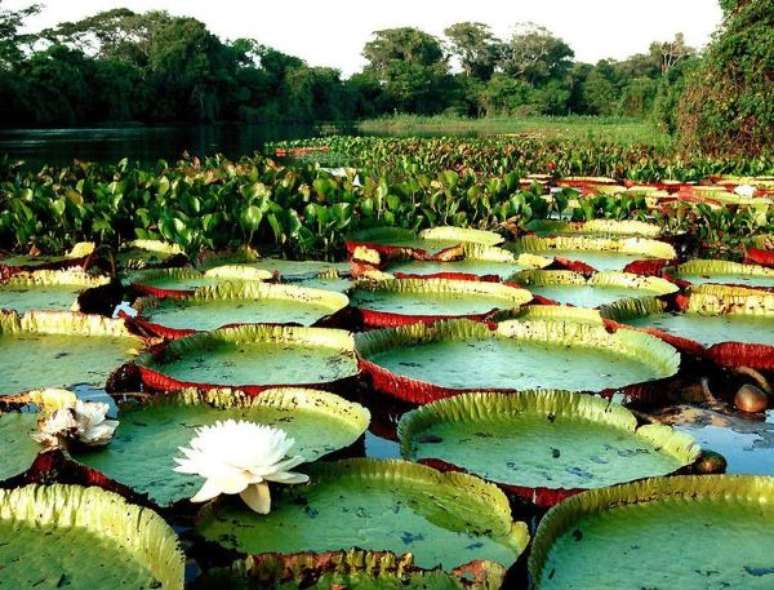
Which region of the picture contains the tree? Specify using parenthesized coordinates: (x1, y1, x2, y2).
(362, 28, 450, 113)
(479, 74, 533, 116)
(582, 60, 620, 115)
(676, 0, 772, 156)
(444, 22, 500, 80)
(649, 33, 694, 76)
(0, 1, 40, 68)
(499, 23, 574, 86)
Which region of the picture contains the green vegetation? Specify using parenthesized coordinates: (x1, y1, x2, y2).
(4, 1, 769, 160)
(358, 115, 670, 147)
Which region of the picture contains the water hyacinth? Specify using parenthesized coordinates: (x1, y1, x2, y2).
(33, 400, 119, 449)
(174, 420, 309, 514)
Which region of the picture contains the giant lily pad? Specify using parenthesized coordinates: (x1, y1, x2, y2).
(347, 227, 503, 262)
(0, 269, 110, 313)
(0, 242, 95, 273)
(137, 324, 358, 394)
(670, 259, 774, 290)
(206, 258, 349, 281)
(398, 391, 700, 507)
(125, 268, 226, 298)
(385, 244, 550, 280)
(510, 236, 676, 272)
(511, 270, 677, 308)
(529, 475, 774, 590)
(350, 277, 532, 327)
(195, 459, 528, 585)
(0, 484, 184, 589)
(194, 549, 506, 590)
(0, 311, 143, 397)
(603, 291, 774, 369)
(133, 282, 349, 336)
(356, 319, 679, 403)
(71, 388, 369, 507)
(524, 219, 662, 238)
(116, 240, 186, 270)
(0, 389, 78, 482)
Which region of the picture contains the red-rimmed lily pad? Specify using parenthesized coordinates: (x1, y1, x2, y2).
(0, 311, 144, 397)
(510, 236, 677, 272)
(193, 549, 507, 590)
(347, 227, 504, 264)
(398, 390, 701, 508)
(0, 484, 184, 589)
(349, 277, 532, 327)
(125, 268, 228, 299)
(69, 388, 370, 508)
(669, 259, 774, 291)
(116, 240, 187, 271)
(0, 269, 110, 313)
(602, 290, 774, 370)
(529, 475, 774, 590)
(511, 270, 678, 308)
(523, 219, 662, 238)
(194, 458, 529, 587)
(132, 282, 349, 337)
(355, 318, 680, 404)
(0, 242, 95, 276)
(136, 324, 358, 394)
(384, 244, 551, 280)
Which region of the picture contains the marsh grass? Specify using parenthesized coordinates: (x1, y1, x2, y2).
(358, 114, 671, 148)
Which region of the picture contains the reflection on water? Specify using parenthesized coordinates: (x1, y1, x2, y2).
(0, 124, 342, 168)
(657, 405, 774, 475)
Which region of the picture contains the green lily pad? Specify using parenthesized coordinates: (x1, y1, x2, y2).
(524, 219, 662, 238)
(350, 227, 502, 255)
(138, 324, 358, 390)
(194, 550, 506, 590)
(0, 243, 95, 271)
(134, 282, 349, 331)
(350, 278, 531, 318)
(0, 484, 184, 589)
(124, 268, 222, 292)
(399, 391, 699, 492)
(116, 240, 185, 270)
(0, 412, 39, 482)
(529, 476, 774, 590)
(671, 259, 774, 289)
(206, 259, 349, 281)
(607, 294, 774, 347)
(512, 271, 677, 308)
(0, 311, 142, 397)
(72, 388, 369, 507)
(0, 270, 110, 314)
(511, 236, 676, 271)
(384, 244, 548, 279)
(196, 459, 528, 576)
(357, 319, 679, 393)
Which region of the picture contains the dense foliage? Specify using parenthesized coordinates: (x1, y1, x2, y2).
(677, 0, 773, 156)
(0, 3, 700, 128)
(1, 137, 770, 261)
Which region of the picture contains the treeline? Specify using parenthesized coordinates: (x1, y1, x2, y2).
(0, 4, 694, 128)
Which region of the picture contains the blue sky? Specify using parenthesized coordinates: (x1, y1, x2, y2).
(9, 0, 724, 75)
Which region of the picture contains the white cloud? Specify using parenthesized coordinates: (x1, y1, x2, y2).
(9, 0, 723, 76)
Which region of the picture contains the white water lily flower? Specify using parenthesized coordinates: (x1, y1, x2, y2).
(734, 184, 756, 198)
(72, 400, 119, 446)
(174, 420, 309, 514)
(32, 399, 119, 449)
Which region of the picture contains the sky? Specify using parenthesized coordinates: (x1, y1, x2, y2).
(8, 0, 724, 76)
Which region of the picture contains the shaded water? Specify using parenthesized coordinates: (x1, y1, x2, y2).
(0, 124, 342, 168)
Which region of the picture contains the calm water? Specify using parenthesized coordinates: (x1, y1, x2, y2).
(0, 124, 349, 168)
